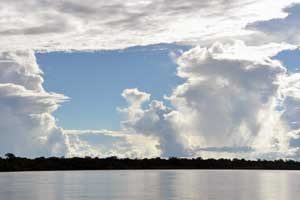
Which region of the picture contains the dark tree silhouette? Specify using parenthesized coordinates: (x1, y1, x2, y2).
(5, 153, 16, 159)
(1, 153, 300, 172)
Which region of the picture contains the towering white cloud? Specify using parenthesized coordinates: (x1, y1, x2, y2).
(118, 41, 300, 159)
(0, 51, 68, 157)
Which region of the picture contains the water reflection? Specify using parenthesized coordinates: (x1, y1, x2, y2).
(0, 170, 299, 200)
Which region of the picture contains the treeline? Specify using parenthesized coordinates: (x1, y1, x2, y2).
(1, 153, 300, 172)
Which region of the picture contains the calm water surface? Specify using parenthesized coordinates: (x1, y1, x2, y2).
(0, 170, 299, 200)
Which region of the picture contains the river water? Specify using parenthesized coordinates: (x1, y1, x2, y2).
(0, 170, 299, 200)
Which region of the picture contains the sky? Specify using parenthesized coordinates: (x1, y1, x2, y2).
(1, 0, 300, 159)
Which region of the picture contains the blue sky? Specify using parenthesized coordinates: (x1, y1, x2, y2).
(37, 44, 189, 130)
(275, 49, 300, 72)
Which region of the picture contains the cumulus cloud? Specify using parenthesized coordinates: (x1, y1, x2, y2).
(120, 95, 187, 157)
(0, 51, 68, 157)
(116, 41, 300, 159)
(0, 0, 299, 51)
(279, 73, 300, 154)
(122, 88, 150, 105)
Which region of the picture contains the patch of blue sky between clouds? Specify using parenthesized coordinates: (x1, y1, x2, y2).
(274, 49, 300, 72)
(37, 43, 190, 130)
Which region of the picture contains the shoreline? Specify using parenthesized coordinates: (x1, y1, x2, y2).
(2, 155, 300, 172)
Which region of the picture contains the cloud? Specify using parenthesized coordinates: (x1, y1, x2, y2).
(0, 51, 44, 91)
(120, 96, 188, 157)
(171, 42, 300, 159)
(0, 51, 68, 157)
(64, 129, 160, 158)
(247, 3, 300, 45)
(121, 88, 150, 107)
(116, 41, 300, 159)
(0, 0, 299, 51)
